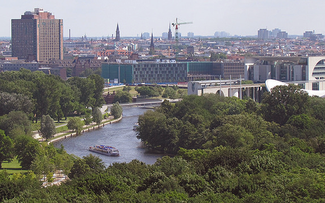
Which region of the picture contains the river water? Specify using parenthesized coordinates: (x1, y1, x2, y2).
(53, 107, 163, 166)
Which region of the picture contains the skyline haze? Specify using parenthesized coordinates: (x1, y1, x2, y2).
(1, 0, 325, 38)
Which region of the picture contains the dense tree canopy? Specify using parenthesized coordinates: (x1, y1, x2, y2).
(0, 130, 13, 169)
(0, 69, 105, 123)
(113, 90, 132, 103)
(3, 84, 325, 202)
(261, 84, 309, 125)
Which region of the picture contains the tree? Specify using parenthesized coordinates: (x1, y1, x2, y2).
(15, 135, 41, 169)
(92, 107, 102, 126)
(30, 154, 54, 181)
(59, 83, 76, 121)
(0, 92, 33, 116)
(123, 86, 131, 92)
(33, 75, 62, 122)
(111, 102, 123, 119)
(261, 84, 309, 125)
(0, 130, 14, 169)
(40, 115, 56, 140)
(67, 77, 96, 109)
(87, 74, 105, 108)
(67, 117, 84, 135)
(113, 90, 132, 103)
(0, 111, 31, 139)
(83, 110, 92, 125)
(162, 87, 177, 99)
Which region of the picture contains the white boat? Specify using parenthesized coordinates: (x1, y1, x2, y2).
(89, 145, 119, 156)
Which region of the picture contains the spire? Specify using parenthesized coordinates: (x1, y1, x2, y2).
(115, 23, 120, 41)
(168, 23, 172, 40)
(149, 32, 155, 55)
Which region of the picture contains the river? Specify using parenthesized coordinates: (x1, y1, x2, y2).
(53, 107, 163, 166)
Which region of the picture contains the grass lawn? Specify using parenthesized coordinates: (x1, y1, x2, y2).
(105, 86, 139, 97)
(1, 158, 28, 174)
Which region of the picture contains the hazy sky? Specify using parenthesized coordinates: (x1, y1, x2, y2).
(1, 0, 324, 38)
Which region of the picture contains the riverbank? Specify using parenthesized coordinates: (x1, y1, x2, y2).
(47, 116, 123, 144)
(31, 115, 123, 144)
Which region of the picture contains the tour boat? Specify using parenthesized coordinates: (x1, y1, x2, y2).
(89, 145, 120, 156)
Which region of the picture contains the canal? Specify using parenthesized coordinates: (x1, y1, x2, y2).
(53, 107, 163, 166)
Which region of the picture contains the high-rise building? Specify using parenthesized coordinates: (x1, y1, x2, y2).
(258, 29, 269, 40)
(277, 31, 288, 39)
(115, 23, 120, 41)
(187, 32, 194, 38)
(11, 8, 63, 62)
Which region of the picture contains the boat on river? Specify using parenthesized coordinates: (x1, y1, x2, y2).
(89, 145, 120, 156)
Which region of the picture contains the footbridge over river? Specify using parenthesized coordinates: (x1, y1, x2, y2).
(188, 80, 266, 102)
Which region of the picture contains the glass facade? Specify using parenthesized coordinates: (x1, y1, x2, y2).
(101, 63, 133, 84)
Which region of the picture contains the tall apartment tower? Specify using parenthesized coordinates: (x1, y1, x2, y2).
(11, 8, 63, 62)
(115, 23, 120, 41)
(168, 23, 172, 40)
(258, 29, 269, 40)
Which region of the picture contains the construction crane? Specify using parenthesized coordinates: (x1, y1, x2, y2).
(172, 18, 192, 45)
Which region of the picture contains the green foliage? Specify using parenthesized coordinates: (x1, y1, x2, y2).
(67, 117, 84, 135)
(113, 90, 132, 103)
(83, 110, 92, 125)
(0, 92, 33, 116)
(3, 88, 325, 202)
(69, 154, 105, 179)
(110, 102, 123, 119)
(92, 107, 102, 125)
(40, 115, 56, 140)
(261, 84, 309, 125)
(135, 85, 163, 97)
(0, 130, 14, 169)
(210, 52, 227, 61)
(122, 86, 131, 92)
(162, 86, 177, 99)
(14, 135, 41, 169)
(0, 111, 31, 139)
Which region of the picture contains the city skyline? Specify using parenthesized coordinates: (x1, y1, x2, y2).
(1, 0, 325, 38)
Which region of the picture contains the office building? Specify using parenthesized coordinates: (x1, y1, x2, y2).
(187, 32, 194, 38)
(11, 8, 63, 62)
(258, 29, 269, 40)
(277, 31, 288, 39)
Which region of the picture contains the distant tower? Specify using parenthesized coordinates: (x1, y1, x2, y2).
(115, 23, 120, 41)
(168, 23, 172, 40)
(149, 33, 155, 55)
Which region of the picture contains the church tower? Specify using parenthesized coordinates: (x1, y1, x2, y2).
(168, 23, 172, 40)
(115, 23, 120, 41)
(149, 33, 155, 55)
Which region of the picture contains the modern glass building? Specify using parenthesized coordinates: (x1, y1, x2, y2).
(101, 63, 133, 84)
(101, 61, 244, 84)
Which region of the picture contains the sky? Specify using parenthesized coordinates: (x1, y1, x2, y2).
(1, 0, 325, 38)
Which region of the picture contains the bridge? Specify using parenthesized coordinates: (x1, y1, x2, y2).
(188, 80, 265, 102)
